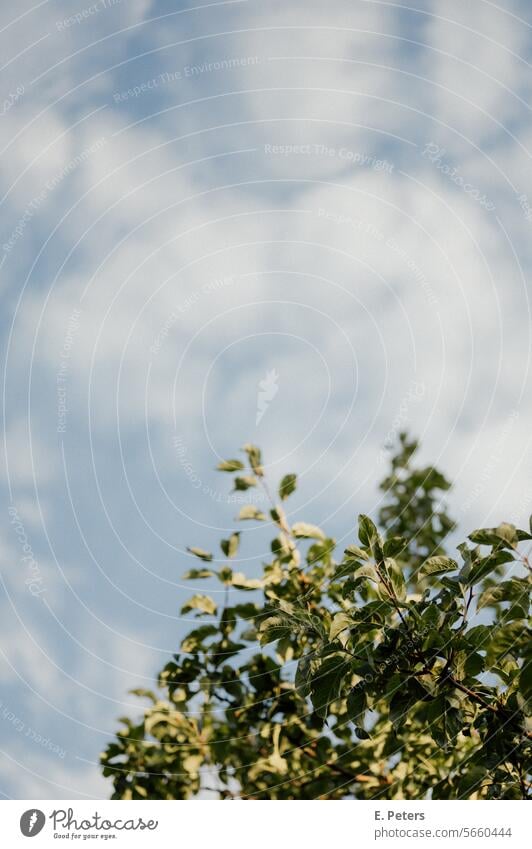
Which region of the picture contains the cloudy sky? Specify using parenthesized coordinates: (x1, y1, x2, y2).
(1, 0, 531, 798)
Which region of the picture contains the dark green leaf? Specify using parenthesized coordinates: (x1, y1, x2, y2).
(346, 686, 366, 724)
(383, 536, 407, 558)
(220, 532, 240, 559)
(344, 544, 369, 560)
(358, 514, 379, 549)
(355, 726, 370, 739)
(419, 556, 457, 578)
(233, 475, 257, 490)
(466, 551, 514, 585)
(477, 580, 528, 617)
(310, 655, 347, 718)
(469, 523, 518, 547)
(519, 657, 532, 703)
(279, 474, 297, 500)
(182, 568, 214, 579)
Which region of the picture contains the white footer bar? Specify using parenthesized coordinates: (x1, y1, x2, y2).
(2, 799, 527, 848)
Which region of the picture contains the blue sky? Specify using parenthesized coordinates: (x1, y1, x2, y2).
(1, 0, 531, 798)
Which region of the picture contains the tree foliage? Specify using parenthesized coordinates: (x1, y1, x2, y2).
(102, 434, 531, 799)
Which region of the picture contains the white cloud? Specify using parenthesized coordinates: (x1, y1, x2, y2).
(423, 0, 532, 145)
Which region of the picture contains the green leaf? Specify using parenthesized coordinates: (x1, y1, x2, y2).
(419, 556, 458, 578)
(182, 754, 203, 776)
(218, 566, 233, 584)
(307, 538, 335, 566)
(233, 476, 257, 491)
(519, 657, 532, 703)
(186, 547, 213, 562)
(354, 726, 370, 739)
(464, 652, 485, 678)
(454, 650, 485, 679)
(259, 615, 292, 646)
(465, 551, 514, 585)
(331, 559, 367, 581)
(457, 766, 488, 797)
(469, 523, 518, 547)
(329, 612, 352, 642)
(237, 505, 267, 521)
(310, 655, 347, 718)
(387, 560, 406, 600)
(344, 544, 369, 560)
(217, 459, 245, 472)
(346, 686, 366, 724)
(180, 594, 217, 615)
(463, 624, 491, 650)
(494, 522, 518, 545)
(292, 521, 325, 540)
(390, 679, 429, 729)
(220, 532, 240, 559)
(358, 514, 379, 549)
(383, 536, 407, 558)
(279, 473, 297, 501)
(468, 529, 501, 545)
(477, 580, 528, 618)
(271, 533, 296, 562)
(269, 506, 284, 525)
(182, 568, 214, 579)
(295, 652, 321, 697)
(180, 625, 218, 652)
(268, 725, 288, 774)
(487, 621, 527, 661)
(231, 572, 263, 590)
(353, 564, 380, 584)
(242, 443, 264, 476)
(128, 688, 157, 703)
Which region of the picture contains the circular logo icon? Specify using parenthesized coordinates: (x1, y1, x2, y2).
(20, 809, 46, 837)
